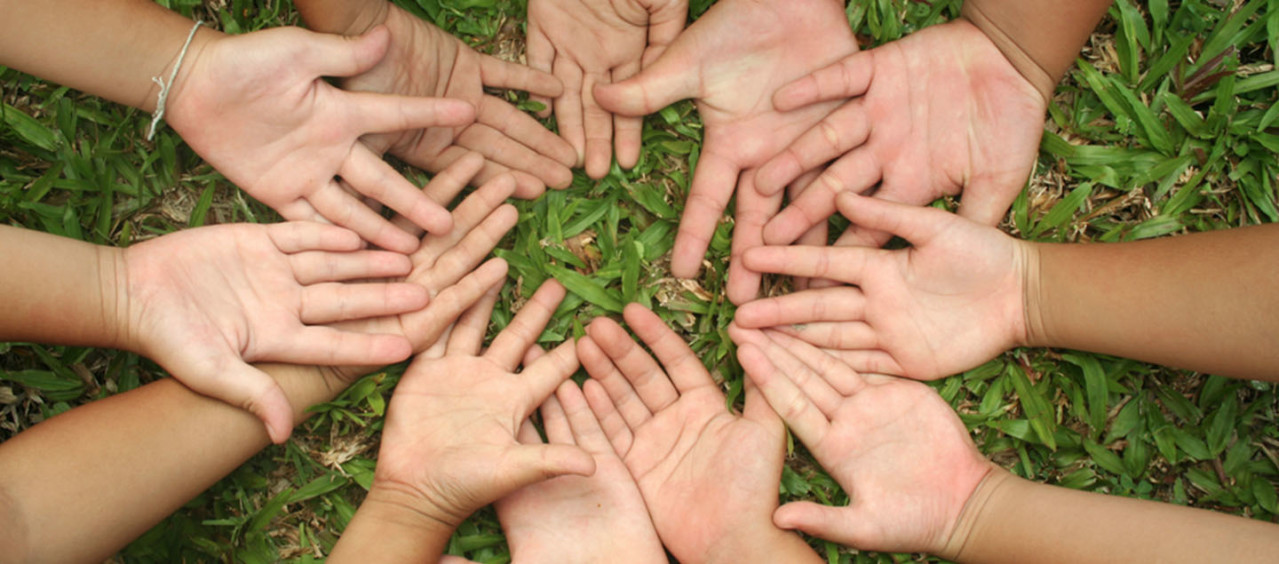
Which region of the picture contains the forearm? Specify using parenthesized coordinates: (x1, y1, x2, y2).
(1025, 224, 1279, 380)
(0, 226, 125, 348)
(294, 0, 391, 35)
(0, 0, 213, 111)
(0, 363, 348, 562)
(942, 468, 1279, 563)
(961, 0, 1112, 101)
(706, 526, 824, 564)
(329, 487, 454, 562)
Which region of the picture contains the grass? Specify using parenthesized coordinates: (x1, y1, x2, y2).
(1, 0, 1277, 562)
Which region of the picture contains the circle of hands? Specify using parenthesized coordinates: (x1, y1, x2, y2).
(133, 0, 1057, 559)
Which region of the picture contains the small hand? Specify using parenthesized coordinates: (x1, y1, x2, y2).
(757, 19, 1046, 248)
(527, 0, 687, 177)
(736, 192, 1032, 380)
(496, 380, 665, 564)
(594, 0, 858, 285)
(371, 281, 595, 528)
(123, 221, 429, 443)
(167, 25, 476, 253)
(731, 325, 994, 554)
(579, 304, 819, 563)
(324, 3, 579, 198)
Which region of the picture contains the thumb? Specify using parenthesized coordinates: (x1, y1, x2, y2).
(774, 501, 863, 546)
(594, 50, 698, 117)
(499, 444, 596, 493)
(189, 362, 296, 444)
(298, 24, 391, 78)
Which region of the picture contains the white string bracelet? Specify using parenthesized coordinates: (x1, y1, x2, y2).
(147, 20, 203, 141)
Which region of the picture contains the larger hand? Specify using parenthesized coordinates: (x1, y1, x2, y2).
(579, 304, 820, 563)
(304, 2, 578, 199)
(757, 19, 1046, 248)
(527, 0, 687, 178)
(731, 326, 993, 554)
(167, 26, 476, 253)
(736, 192, 1032, 380)
(594, 0, 858, 284)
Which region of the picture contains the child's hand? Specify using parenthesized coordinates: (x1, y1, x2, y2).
(526, 0, 687, 178)
(122, 221, 428, 443)
(732, 326, 994, 554)
(368, 281, 596, 530)
(592, 0, 858, 289)
(736, 192, 1033, 380)
(496, 380, 666, 564)
(578, 304, 819, 564)
(167, 25, 477, 253)
(757, 19, 1045, 248)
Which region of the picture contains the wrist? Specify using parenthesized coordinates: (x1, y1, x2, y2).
(297, 0, 391, 36)
(1019, 241, 1050, 349)
(96, 244, 132, 353)
(936, 465, 1015, 561)
(705, 525, 821, 564)
(330, 481, 456, 561)
(959, 4, 1056, 103)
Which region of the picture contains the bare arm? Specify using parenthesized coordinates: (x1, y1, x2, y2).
(1027, 224, 1279, 381)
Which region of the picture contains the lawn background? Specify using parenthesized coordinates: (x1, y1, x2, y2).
(1, 0, 1278, 562)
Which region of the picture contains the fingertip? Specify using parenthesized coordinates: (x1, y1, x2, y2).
(762, 215, 800, 246)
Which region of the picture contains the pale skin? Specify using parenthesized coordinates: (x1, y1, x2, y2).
(736, 191, 1279, 382)
(591, 0, 859, 299)
(295, 0, 579, 198)
(578, 304, 822, 564)
(732, 323, 1279, 563)
(0, 159, 523, 562)
(329, 281, 597, 562)
(526, 0, 688, 178)
(0, 0, 481, 253)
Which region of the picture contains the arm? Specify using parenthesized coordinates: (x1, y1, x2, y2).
(961, 0, 1113, 102)
(943, 468, 1279, 563)
(1027, 224, 1279, 381)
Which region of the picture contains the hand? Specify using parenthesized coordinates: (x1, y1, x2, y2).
(308, 2, 579, 199)
(579, 304, 820, 563)
(756, 19, 1046, 248)
(594, 0, 858, 286)
(527, 0, 687, 178)
(495, 380, 665, 564)
(370, 280, 596, 530)
(736, 192, 1033, 380)
(167, 25, 477, 253)
(731, 325, 993, 554)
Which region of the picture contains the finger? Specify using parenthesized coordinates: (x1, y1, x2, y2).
(623, 303, 713, 395)
(486, 280, 566, 371)
(265, 221, 363, 253)
(610, 61, 644, 170)
(644, 4, 688, 67)
(299, 282, 430, 324)
(671, 153, 740, 278)
(831, 222, 894, 250)
(475, 95, 578, 168)
(347, 91, 476, 134)
(339, 144, 454, 236)
(577, 332, 656, 427)
(762, 150, 880, 246)
(742, 371, 782, 429)
(440, 556, 482, 564)
(444, 279, 502, 357)
(585, 311, 680, 409)
(479, 52, 564, 98)
(761, 329, 867, 396)
(773, 49, 875, 111)
(391, 135, 548, 198)
(413, 173, 518, 267)
(582, 377, 635, 456)
(756, 100, 871, 196)
(424, 151, 486, 207)
(828, 349, 905, 377)
(727, 170, 782, 305)
(516, 418, 543, 445)
(734, 287, 867, 328)
(957, 178, 1020, 227)
(289, 250, 413, 284)
(835, 191, 951, 245)
(737, 344, 828, 446)
(742, 244, 882, 284)
(556, 381, 613, 453)
(401, 258, 510, 354)
(552, 58, 587, 167)
(770, 321, 878, 351)
(594, 47, 698, 117)
(308, 182, 419, 254)
(524, 24, 555, 118)
(540, 390, 574, 446)
(519, 341, 581, 415)
(582, 72, 615, 179)
(522, 343, 547, 366)
(269, 326, 414, 366)
(732, 327, 843, 417)
(186, 362, 296, 444)
(499, 443, 596, 494)
(460, 112, 575, 189)
(774, 502, 864, 546)
(788, 169, 831, 290)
